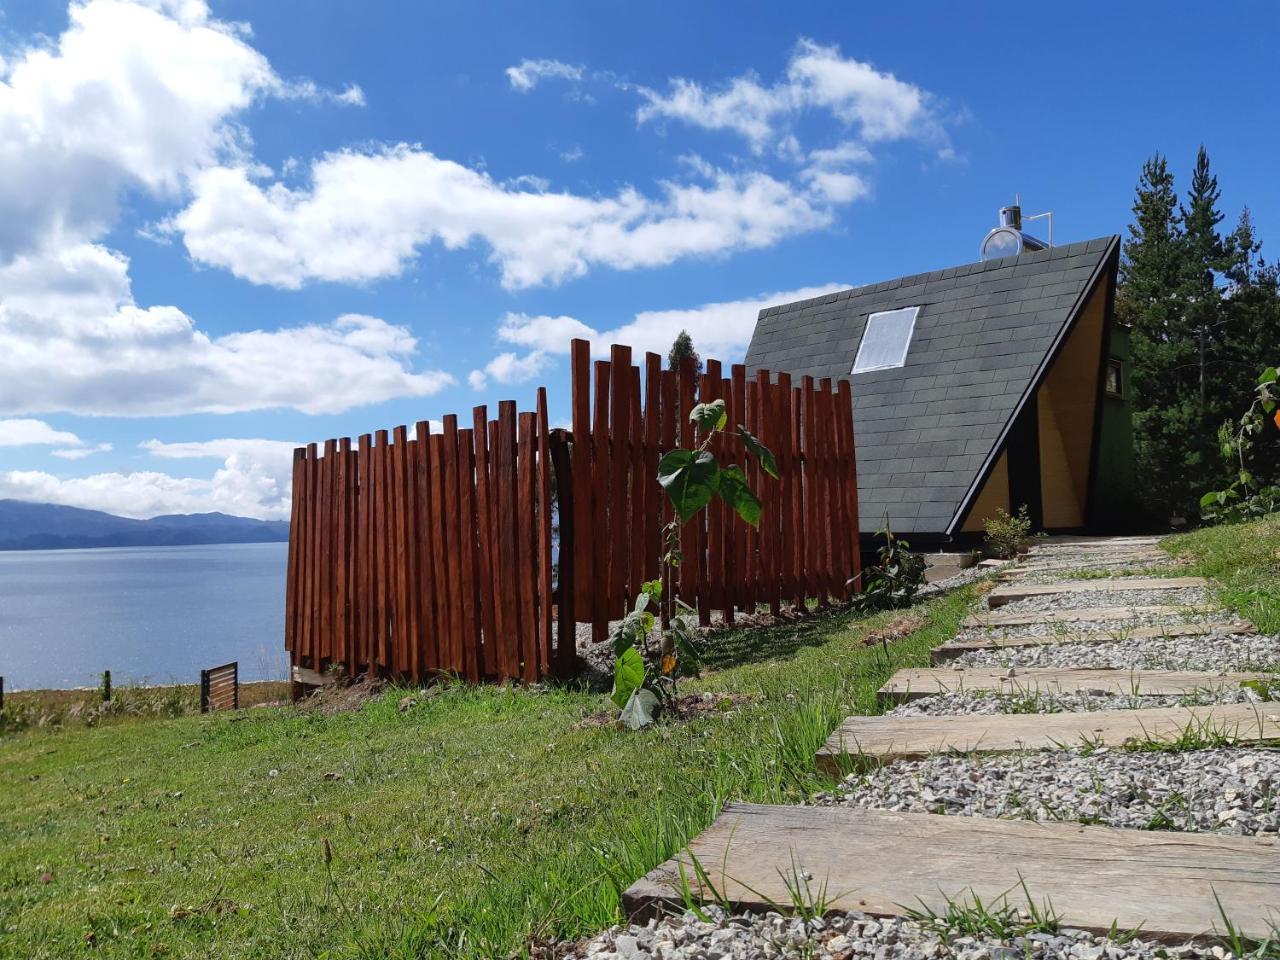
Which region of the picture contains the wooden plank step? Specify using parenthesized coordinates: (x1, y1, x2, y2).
(963, 604, 1215, 628)
(817, 702, 1280, 773)
(622, 803, 1280, 941)
(879, 666, 1269, 701)
(987, 577, 1208, 608)
(931, 620, 1257, 663)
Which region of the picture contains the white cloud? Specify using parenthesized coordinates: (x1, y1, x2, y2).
(52, 442, 113, 460)
(0, 436, 301, 519)
(466, 349, 553, 391)
(0, 243, 454, 416)
(636, 38, 948, 155)
(0, 419, 82, 447)
(505, 58, 583, 92)
(168, 147, 838, 290)
(0, 1, 429, 419)
(0, 0, 335, 261)
(481, 282, 848, 379)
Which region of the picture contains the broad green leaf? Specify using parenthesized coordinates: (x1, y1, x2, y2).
(689, 399, 727, 433)
(718, 464, 762, 526)
(736, 426, 779, 479)
(611, 647, 646, 709)
(610, 609, 649, 655)
(640, 579, 663, 603)
(619, 688, 659, 729)
(632, 591, 651, 615)
(658, 448, 721, 522)
(1259, 367, 1278, 385)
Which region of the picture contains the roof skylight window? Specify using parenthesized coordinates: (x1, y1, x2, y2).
(850, 306, 919, 374)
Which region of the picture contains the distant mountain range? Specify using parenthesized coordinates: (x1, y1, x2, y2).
(0, 500, 289, 551)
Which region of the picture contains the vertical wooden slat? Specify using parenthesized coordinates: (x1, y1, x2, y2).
(703, 360, 725, 620)
(754, 371, 779, 615)
(719, 372, 737, 625)
(658, 367, 677, 625)
(815, 384, 835, 603)
(791, 384, 806, 608)
(336, 438, 352, 675)
(389, 427, 409, 676)
(549, 430, 577, 677)
(642, 353, 663, 586)
(591, 360, 612, 641)
(517, 412, 539, 682)
(357, 435, 373, 672)
(456, 427, 481, 682)
(802, 377, 820, 605)
(403, 434, 423, 679)
(536, 388, 554, 679)
(727, 366, 746, 615)
(570, 340, 593, 617)
(373, 431, 391, 669)
(744, 380, 762, 616)
(414, 422, 440, 675)
(441, 415, 463, 676)
(471, 407, 497, 678)
(627, 365, 646, 607)
(837, 380, 863, 596)
(676, 357, 698, 617)
(285, 448, 305, 657)
(320, 439, 336, 665)
(496, 403, 520, 680)
(427, 432, 450, 674)
(608, 345, 632, 617)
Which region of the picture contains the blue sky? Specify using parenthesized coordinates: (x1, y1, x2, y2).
(0, 0, 1276, 519)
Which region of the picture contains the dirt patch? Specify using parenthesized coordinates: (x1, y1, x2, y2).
(295, 676, 387, 715)
(576, 691, 756, 728)
(861, 613, 926, 648)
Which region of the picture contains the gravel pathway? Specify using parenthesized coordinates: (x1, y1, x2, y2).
(991, 586, 1213, 613)
(886, 686, 1274, 717)
(572, 909, 1241, 959)
(820, 748, 1280, 836)
(949, 632, 1280, 672)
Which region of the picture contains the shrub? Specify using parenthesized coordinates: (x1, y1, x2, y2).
(851, 524, 926, 611)
(984, 505, 1033, 559)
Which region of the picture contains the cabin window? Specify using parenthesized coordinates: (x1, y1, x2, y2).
(851, 306, 919, 374)
(1105, 357, 1123, 398)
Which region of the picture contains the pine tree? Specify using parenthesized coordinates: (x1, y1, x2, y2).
(1118, 148, 1280, 522)
(668, 329, 703, 376)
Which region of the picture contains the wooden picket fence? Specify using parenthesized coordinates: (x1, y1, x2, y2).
(285, 392, 559, 685)
(285, 341, 861, 686)
(565, 339, 862, 640)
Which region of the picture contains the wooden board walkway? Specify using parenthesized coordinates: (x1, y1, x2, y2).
(622, 803, 1280, 941)
(817, 702, 1280, 773)
(987, 577, 1207, 608)
(931, 620, 1257, 663)
(879, 666, 1270, 701)
(962, 604, 1214, 628)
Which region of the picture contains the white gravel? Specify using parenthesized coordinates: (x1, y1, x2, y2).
(950, 632, 1280, 672)
(887, 686, 1273, 718)
(571, 908, 1245, 959)
(991, 586, 1213, 613)
(821, 748, 1280, 836)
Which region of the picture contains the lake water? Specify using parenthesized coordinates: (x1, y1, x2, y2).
(0, 542, 288, 691)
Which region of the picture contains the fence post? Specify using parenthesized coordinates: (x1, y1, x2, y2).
(549, 429, 577, 678)
(0, 675, 4, 721)
(101, 670, 111, 703)
(200, 669, 210, 713)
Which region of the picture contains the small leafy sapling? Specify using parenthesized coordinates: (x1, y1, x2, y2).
(610, 398, 777, 729)
(1201, 365, 1280, 523)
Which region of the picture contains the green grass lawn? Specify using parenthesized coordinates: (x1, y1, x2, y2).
(0, 589, 975, 960)
(1165, 512, 1280, 632)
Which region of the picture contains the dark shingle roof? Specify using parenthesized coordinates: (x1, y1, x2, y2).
(744, 235, 1120, 537)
